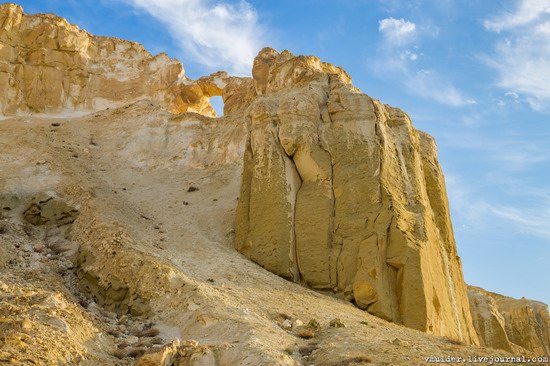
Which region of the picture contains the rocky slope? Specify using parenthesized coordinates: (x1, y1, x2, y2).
(0, 3, 549, 365)
(0, 96, 528, 366)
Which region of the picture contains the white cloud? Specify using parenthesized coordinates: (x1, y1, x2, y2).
(373, 59, 473, 107)
(422, 24, 440, 38)
(375, 16, 470, 107)
(484, 0, 550, 109)
(120, 0, 264, 75)
(372, 56, 473, 106)
(445, 173, 490, 224)
(505, 91, 520, 100)
(496, 91, 530, 108)
(400, 50, 419, 61)
(490, 204, 550, 239)
(379, 17, 417, 45)
(484, 0, 550, 32)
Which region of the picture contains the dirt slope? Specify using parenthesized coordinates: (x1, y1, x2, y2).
(0, 102, 537, 365)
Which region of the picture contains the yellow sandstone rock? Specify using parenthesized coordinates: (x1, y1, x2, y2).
(234, 47, 479, 345)
(468, 286, 514, 352)
(0, 3, 251, 117)
(469, 286, 550, 354)
(3, 4, 549, 358)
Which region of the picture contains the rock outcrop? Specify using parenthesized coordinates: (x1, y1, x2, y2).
(0, 3, 249, 117)
(468, 286, 514, 352)
(234, 47, 479, 345)
(469, 286, 550, 354)
(4, 4, 550, 360)
(497, 297, 550, 355)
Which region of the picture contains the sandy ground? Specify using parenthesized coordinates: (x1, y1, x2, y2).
(0, 102, 533, 365)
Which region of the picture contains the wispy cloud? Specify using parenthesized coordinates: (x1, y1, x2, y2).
(484, 0, 550, 32)
(379, 17, 417, 45)
(490, 204, 550, 239)
(445, 173, 491, 225)
(120, 0, 265, 75)
(446, 172, 550, 240)
(375, 16, 472, 107)
(400, 49, 419, 61)
(442, 124, 550, 240)
(405, 69, 476, 107)
(483, 0, 550, 110)
(442, 133, 550, 171)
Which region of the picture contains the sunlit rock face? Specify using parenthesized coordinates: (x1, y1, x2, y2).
(0, 3, 245, 117)
(4, 2, 549, 353)
(469, 286, 550, 354)
(468, 286, 514, 352)
(234, 47, 480, 345)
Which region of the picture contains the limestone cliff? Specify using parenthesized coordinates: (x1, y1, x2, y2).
(0, 3, 245, 117)
(469, 286, 550, 354)
(4, 3, 550, 359)
(234, 47, 479, 345)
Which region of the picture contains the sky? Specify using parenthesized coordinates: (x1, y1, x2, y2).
(12, 0, 550, 305)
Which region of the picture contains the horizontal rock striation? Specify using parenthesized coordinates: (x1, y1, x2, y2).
(234, 47, 479, 344)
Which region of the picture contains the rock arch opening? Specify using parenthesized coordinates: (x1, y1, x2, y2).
(210, 95, 224, 117)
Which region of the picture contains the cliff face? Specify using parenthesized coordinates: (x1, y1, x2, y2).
(4, 3, 550, 359)
(234, 47, 479, 345)
(469, 286, 550, 354)
(0, 4, 241, 117)
(468, 286, 514, 352)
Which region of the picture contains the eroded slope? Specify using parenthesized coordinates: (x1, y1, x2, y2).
(0, 103, 523, 365)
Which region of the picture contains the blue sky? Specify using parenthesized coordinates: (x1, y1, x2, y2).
(13, 0, 550, 305)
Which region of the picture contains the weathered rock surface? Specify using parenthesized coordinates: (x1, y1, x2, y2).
(134, 339, 218, 366)
(497, 298, 550, 355)
(0, 3, 251, 117)
(2, 4, 550, 365)
(469, 286, 550, 354)
(467, 286, 514, 352)
(22, 191, 79, 226)
(234, 47, 479, 345)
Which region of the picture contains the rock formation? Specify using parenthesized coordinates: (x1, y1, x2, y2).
(0, 3, 247, 117)
(497, 297, 550, 355)
(3, 4, 550, 363)
(468, 286, 514, 352)
(469, 286, 550, 354)
(234, 47, 479, 345)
